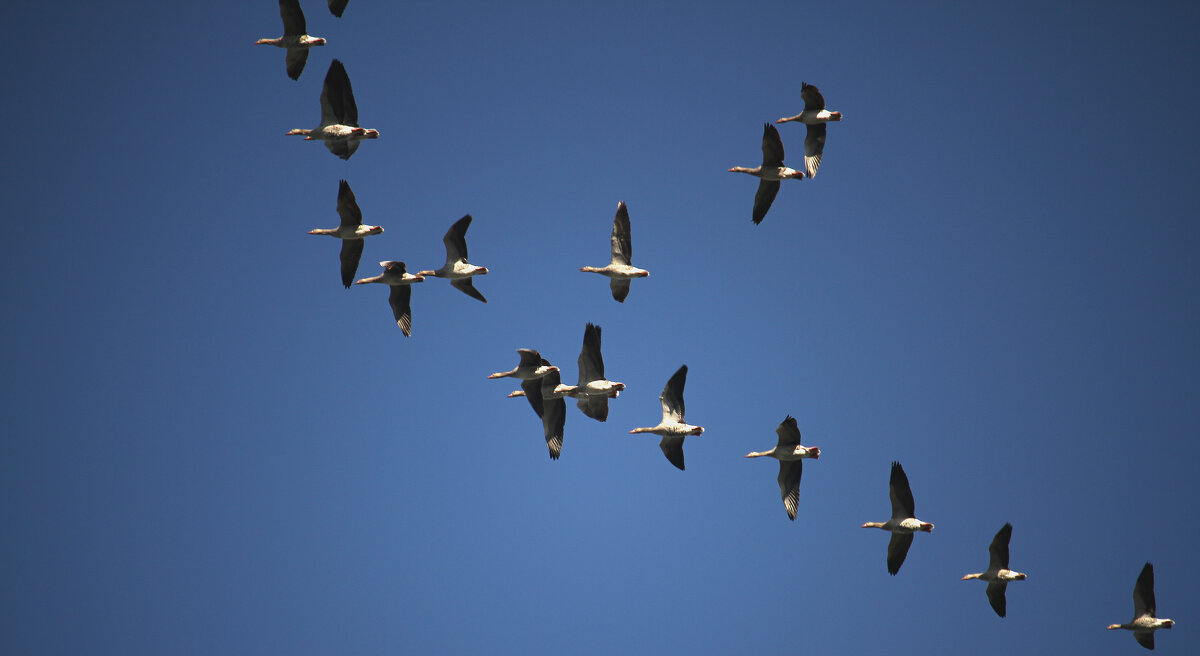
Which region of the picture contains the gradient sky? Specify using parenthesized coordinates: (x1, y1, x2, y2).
(3, 1, 1199, 654)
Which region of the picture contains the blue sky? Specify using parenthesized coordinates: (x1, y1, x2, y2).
(3, 1, 1198, 654)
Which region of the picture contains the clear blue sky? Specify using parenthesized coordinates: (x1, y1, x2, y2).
(3, 1, 1198, 654)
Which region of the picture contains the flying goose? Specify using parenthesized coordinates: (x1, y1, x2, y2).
(775, 82, 843, 178)
(286, 59, 379, 160)
(1108, 563, 1174, 650)
(307, 180, 383, 288)
(729, 123, 804, 224)
(861, 461, 934, 575)
(560, 323, 624, 422)
(353, 261, 424, 336)
(488, 349, 558, 380)
(629, 365, 702, 471)
(962, 523, 1027, 617)
(418, 215, 489, 303)
(256, 0, 326, 80)
(745, 415, 820, 519)
(579, 201, 649, 302)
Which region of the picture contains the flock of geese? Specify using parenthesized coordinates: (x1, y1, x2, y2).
(257, 1, 1176, 648)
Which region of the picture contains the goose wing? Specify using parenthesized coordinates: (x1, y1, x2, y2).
(988, 523, 1013, 572)
(328, 0, 349, 17)
(775, 415, 802, 447)
(800, 82, 826, 112)
(889, 461, 917, 519)
(387, 285, 413, 337)
(443, 214, 472, 264)
(280, 0, 307, 35)
(610, 201, 632, 266)
(516, 349, 542, 370)
(324, 139, 359, 161)
(986, 581, 1008, 618)
(336, 180, 362, 228)
(778, 460, 802, 520)
(886, 533, 914, 575)
(804, 123, 826, 178)
(660, 436, 685, 471)
(519, 376, 544, 418)
(576, 323, 604, 385)
(1133, 562, 1156, 618)
(761, 123, 785, 168)
(451, 278, 487, 303)
(609, 278, 631, 303)
(285, 48, 310, 81)
(1134, 632, 1155, 650)
(540, 369, 565, 460)
(659, 365, 688, 423)
(320, 59, 357, 126)
(752, 180, 780, 225)
(339, 239, 364, 288)
(576, 395, 609, 422)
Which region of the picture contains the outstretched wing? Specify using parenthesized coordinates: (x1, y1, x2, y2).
(443, 215, 472, 263)
(320, 59, 357, 126)
(576, 323, 604, 385)
(778, 460, 802, 520)
(338, 239, 364, 288)
(519, 377, 544, 418)
(752, 180, 780, 225)
(280, 0, 307, 36)
(285, 48, 310, 81)
(328, 0, 349, 17)
(800, 82, 826, 112)
(336, 180, 362, 227)
(1133, 562, 1156, 618)
(804, 123, 826, 178)
(659, 365, 688, 423)
(988, 523, 1013, 572)
(324, 138, 359, 160)
(576, 395, 609, 422)
(775, 415, 802, 447)
(761, 123, 785, 168)
(610, 201, 632, 266)
(986, 581, 1008, 618)
(659, 436, 685, 471)
(387, 285, 413, 336)
(451, 278, 487, 303)
(541, 369, 565, 459)
(889, 461, 917, 519)
(609, 278, 631, 303)
(886, 533, 914, 575)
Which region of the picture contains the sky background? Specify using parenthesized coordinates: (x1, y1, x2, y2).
(3, 1, 1199, 654)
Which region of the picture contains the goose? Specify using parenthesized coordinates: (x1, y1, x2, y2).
(307, 180, 383, 288)
(510, 361, 568, 460)
(861, 461, 934, 575)
(629, 365, 702, 471)
(729, 123, 804, 224)
(579, 201, 649, 302)
(562, 323, 625, 422)
(745, 415, 820, 520)
(328, 0, 349, 17)
(488, 349, 558, 380)
(256, 0, 326, 80)
(353, 262, 424, 336)
(418, 215, 489, 303)
(286, 59, 379, 160)
(1108, 563, 1174, 650)
(775, 82, 843, 178)
(962, 523, 1027, 617)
